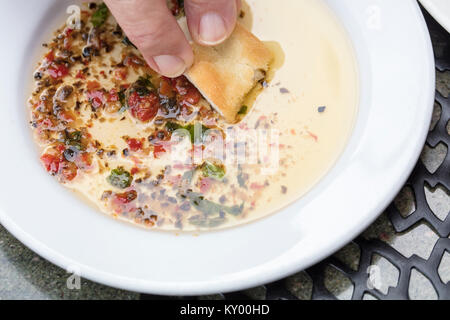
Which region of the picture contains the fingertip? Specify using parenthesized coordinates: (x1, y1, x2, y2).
(197, 12, 229, 45)
(186, 0, 238, 46)
(152, 55, 186, 78)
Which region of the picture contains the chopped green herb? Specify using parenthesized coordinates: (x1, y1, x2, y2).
(118, 90, 127, 113)
(107, 167, 133, 189)
(182, 191, 244, 216)
(226, 202, 245, 216)
(136, 76, 153, 88)
(238, 105, 248, 115)
(133, 75, 155, 96)
(202, 161, 225, 180)
(91, 3, 109, 28)
(188, 215, 226, 228)
(165, 121, 182, 132)
(166, 122, 210, 144)
(184, 123, 210, 144)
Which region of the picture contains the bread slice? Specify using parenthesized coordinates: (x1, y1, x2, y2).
(184, 23, 273, 123)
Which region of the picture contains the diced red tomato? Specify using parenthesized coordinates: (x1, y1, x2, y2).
(114, 190, 138, 204)
(171, 76, 189, 95)
(127, 138, 143, 152)
(55, 144, 66, 154)
(59, 162, 78, 181)
(128, 91, 160, 122)
(180, 87, 201, 106)
(40, 154, 60, 175)
(86, 90, 105, 109)
(153, 145, 166, 159)
(41, 145, 80, 181)
(107, 89, 119, 102)
(131, 167, 140, 175)
(171, 76, 201, 105)
(47, 64, 69, 79)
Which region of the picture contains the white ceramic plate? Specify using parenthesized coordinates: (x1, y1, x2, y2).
(420, 0, 450, 33)
(0, 0, 434, 295)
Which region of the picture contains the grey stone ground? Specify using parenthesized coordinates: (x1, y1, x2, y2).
(0, 67, 448, 301)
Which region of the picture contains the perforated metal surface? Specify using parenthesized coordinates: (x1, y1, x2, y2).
(142, 6, 450, 301)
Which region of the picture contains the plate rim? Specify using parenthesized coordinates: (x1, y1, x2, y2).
(0, 0, 436, 296)
(419, 0, 450, 33)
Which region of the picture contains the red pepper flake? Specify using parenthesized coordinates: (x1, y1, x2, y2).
(86, 81, 101, 91)
(199, 178, 213, 193)
(307, 131, 318, 142)
(168, 175, 182, 186)
(250, 183, 265, 190)
(75, 70, 86, 79)
(44, 51, 55, 64)
(153, 145, 166, 159)
(47, 64, 69, 79)
(114, 67, 128, 81)
(40, 118, 56, 130)
(76, 152, 93, 170)
(65, 28, 73, 37)
(173, 163, 195, 170)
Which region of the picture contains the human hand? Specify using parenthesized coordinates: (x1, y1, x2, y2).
(104, 0, 241, 77)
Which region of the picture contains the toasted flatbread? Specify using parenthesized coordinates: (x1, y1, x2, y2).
(183, 22, 273, 123)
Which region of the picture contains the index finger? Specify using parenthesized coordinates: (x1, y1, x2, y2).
(105, 0, 194, 77)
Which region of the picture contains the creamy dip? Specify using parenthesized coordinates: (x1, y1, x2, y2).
(28, 0, 358, 231)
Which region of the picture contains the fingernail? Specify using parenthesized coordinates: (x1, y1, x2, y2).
(153, 55, 186, 78)
(199, 12, 227, 45)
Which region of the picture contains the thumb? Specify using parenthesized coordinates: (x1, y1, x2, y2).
(185, 0, 240, 46)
